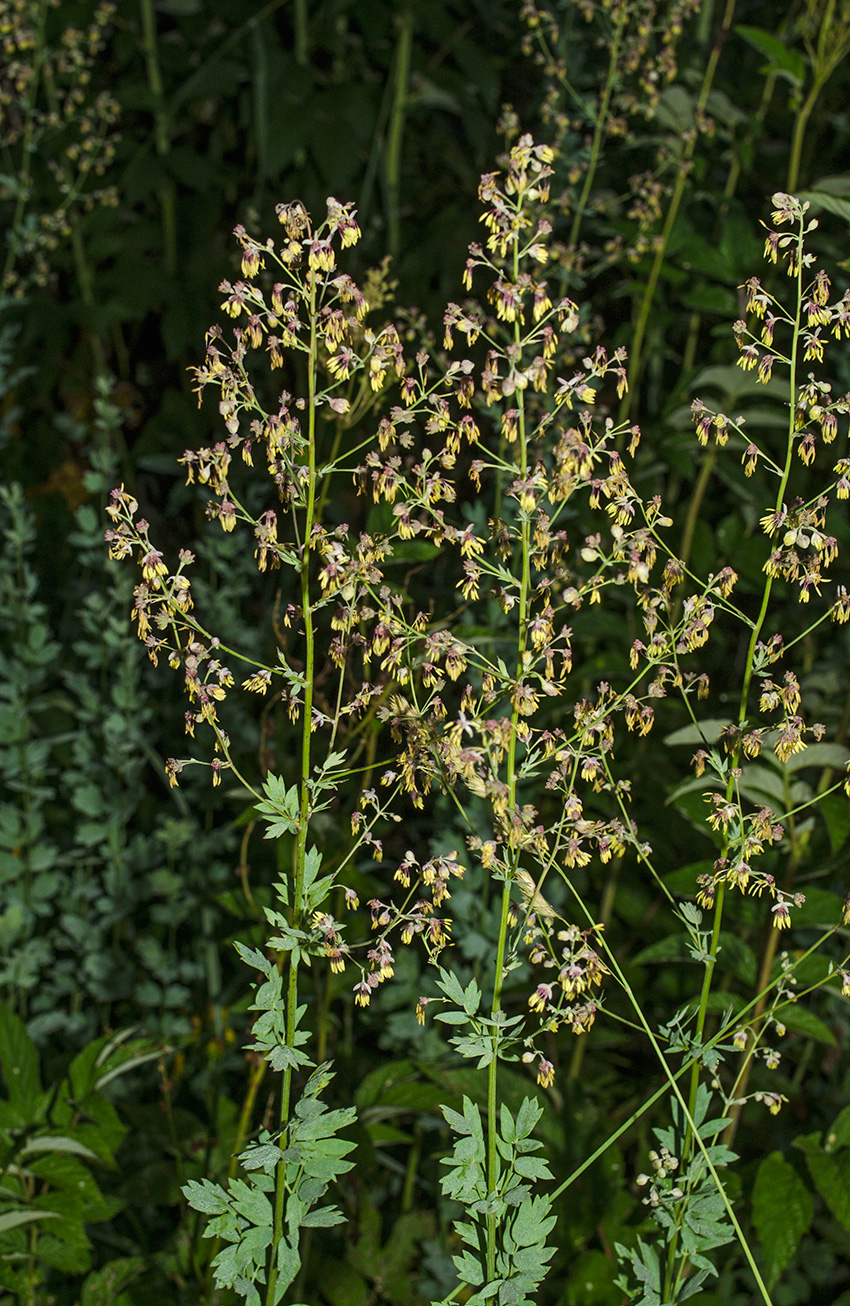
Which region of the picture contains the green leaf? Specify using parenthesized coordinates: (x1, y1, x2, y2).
(436, 968, 469, 1008)
(777, 1003, 837, 1047)
(752, 1151, 813, 1286)
(797, 190, 850, 225)
(563, 1249, 620, 1305)
(240, 1142, 283, 1173)
(827, 1105, 850, 1151)
(302, 844, 322, 890)
(89, 1039, 163, 1093)
(81, 1257, 144, 1306)
(453, 1250, 484, 1285)
(809, 174, 850, 197)
(182, 1178, 230, 1215)
(71, 784, 107, 818)
(707, 932, 753, 986)
(795, 1133, 850, 1231)
(463, 977, 482, 1016)
(435, 1009, 471, 1025)
(782, 743, 850, 773)
(514, 1098, 542, 1141)
(354, 1059, 419, 1109)
(0, 1209, 60, 1233)
(442, 1103, 475, 1135)
(654, 84, 695, 133)
(511, 1195, 555, 1249)
(735, 25, 806, 81)
(664, 719, 733, 747)
(788, 887, 845, 928)
(513, 1156, 553, 1181)
(819, 792, 850, 854)
(633, 935, 691, 966)
(21, 1135, 100, 1161)
(317, 1261, 370, 1306)
(0, 1002, 41, 1115)
(276, 1237, 301, 1292)
(234, 942, 276, 978)
(300, 1205, 345, 1227)
(230, 1177, 273, 1227)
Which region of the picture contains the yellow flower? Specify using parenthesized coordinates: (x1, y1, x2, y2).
(536, 1059, 555, 1088)
(771, 902, 791, 929)
(529, 984, 553, 1013)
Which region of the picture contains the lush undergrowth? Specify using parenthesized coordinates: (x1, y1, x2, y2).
(1, 3, 849, 1305)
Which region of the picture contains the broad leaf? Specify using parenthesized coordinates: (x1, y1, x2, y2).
(752, 1151, 813, 1286)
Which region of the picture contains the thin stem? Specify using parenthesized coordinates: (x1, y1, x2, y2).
(385, 9, 414, 263)
(568, 855, 622, 1081)
(678, 448, 715, 570)
(3, 0, 49, 285)
(567, 880, 774, 1306)
(70, 218, 107, 377)
(294, 0, 308, 66)
(666, 208, 806, 1293)
(486, 231, 531, 1282)
(787, 79, 819, 200)
(568, 3, 627, 248)
(265, 271, 319, 1306)
(620, 0, 737, 419)
(789, 0, 833, 191)
(139, 0, 177, 272)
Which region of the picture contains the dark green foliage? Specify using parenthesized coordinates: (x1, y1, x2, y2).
(0, 1003, 156, 1296)
(1, 1, 850, 1304)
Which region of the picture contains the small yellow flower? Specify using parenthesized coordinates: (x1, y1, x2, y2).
(771, 901, 791, 929)
(529, 983, 553, 1013)
(537, 1059, 555, 1088)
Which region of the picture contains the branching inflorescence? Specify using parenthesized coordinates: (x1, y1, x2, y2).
(106, 141, 849, 1305)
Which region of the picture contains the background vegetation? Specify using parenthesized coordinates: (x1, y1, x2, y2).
(1, 1, 849, 1303)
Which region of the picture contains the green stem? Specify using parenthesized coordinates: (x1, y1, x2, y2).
(70, 218, 107, 377)
(265, 272, 319, 1306)
(547, 921, 837, 1204)
(402, 1123, 423, 1213)
(3, 0, 49, 286)
(568, 2, 627, 248)
(140, 0, 177, 272)
(568, 883, 774, 1306)
(787, 75, 820, 194)
(294, 0, 308, 65)
(678, 447, 715, 570)
(788, 0, 850, 190)
(568, 854, 622, 1081)
(724, 787, 807, 1149)
(675, 66, 777, 395)
(620, 0, 737, 419)
(139, 0, 168, 155)
(486, 233, 531, 1281)
(665, 208, 806, 1297)
(385, 9, 414, 263)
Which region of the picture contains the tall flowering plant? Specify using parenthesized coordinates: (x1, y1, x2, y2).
(106, 146, 850, 1304)
(106, 197, 413, 1302)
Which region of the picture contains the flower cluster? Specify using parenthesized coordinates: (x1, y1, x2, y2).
(525, 921, 609, 1038)
(343, 849, 466, 1009)
(678, 192, 850, 934)
(635, 1143, 682, 1210)
(695, 797, 803, 929)
(346, 134, 743, 1076)
(1, 0, 119, 293)
(108, 201, 420, 792)
(520, 0, 703, 268)
(715, 198, 850, 615)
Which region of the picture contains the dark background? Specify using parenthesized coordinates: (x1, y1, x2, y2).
(1, 1, 850, 1302)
